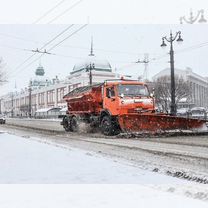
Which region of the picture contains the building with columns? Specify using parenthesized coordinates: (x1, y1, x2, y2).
(153, 67, 208, 108)
(1, 49, 117, 117)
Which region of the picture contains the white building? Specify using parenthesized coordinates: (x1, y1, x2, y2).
(1, 48, 117, 117)
(153, 67, 208, 108)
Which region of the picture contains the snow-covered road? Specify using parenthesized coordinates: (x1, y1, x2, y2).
(0, 131, 208, 207)
(0, 132, 184, 184)
(1, 185, 208, 208)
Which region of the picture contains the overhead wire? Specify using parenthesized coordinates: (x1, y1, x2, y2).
(9, 24, 74, 77)
(47, 24, 87, 52)
(0, 44, 31, 52)
(60, 44, 146, 55)
(50, 52, 134, 64)
(3, 27, 148, 73)
(0, 42, 143, 64)
(4, 30, 208, 57)
(0, 33, 39, 44)
(175, 41, 208, 54)
(9, 0, 85, 76)
(0, 31, 172, 58)
(10, 24, 88, 78)
(0, 32, 164, 57)
(8, 0, 85, 78)
(4, 0, 87, 90)
(33, 0, 68, 24)
(47, 0, 84, 24)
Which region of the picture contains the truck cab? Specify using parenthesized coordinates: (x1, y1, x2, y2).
(103, 80, 154, 116)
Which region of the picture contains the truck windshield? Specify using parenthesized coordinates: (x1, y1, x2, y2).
(118, 84, 149, 97)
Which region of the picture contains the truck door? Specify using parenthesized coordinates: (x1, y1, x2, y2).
(104, 86, 118, 115)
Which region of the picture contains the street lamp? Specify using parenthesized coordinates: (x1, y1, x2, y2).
(160, 31, 183, 115)
(10, 92, 14, 118)
(28, 80, 32, 118)
(180, 9, 207, 24)
(86, 63, 95, 86)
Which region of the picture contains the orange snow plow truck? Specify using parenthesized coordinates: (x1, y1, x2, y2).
(61, 79, 206, 136)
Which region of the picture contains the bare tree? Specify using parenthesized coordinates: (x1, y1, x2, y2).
(153, 75, 191, 112)
(0, 58, 7, 85)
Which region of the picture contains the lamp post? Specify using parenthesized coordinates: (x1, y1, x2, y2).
(28, 80, 32, 118)
(0, 98, 2, 115)
(160, 31, 183, 115)
(11, 92, 14, 118)
(180, 9, 207, 24)
(86, 63, 95, 86)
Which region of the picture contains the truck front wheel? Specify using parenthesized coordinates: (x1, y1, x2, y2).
(63, 116, 71, 132)
(101, 116, 120, 136)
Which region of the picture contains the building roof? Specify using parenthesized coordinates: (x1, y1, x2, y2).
(71, 56, 112, 74)
(35, 64, 45, 76)
(152, 67, 208, 84)
(31, 64, 51, 89)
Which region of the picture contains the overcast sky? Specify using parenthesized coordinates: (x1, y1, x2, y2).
(0, 0, 208, 24)
(1, 1, 208, 95)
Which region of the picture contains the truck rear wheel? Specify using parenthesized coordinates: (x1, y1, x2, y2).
(101, 116, 120, 136)
(70, 116, 79, 132)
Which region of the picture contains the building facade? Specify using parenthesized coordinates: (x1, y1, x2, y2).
(153, 67, 208, 108)
(1, 52, 117, 117)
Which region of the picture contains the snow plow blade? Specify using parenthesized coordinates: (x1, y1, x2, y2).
(118, 114, 207, 133)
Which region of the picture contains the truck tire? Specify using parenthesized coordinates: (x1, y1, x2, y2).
(101, 116, 120, 136)
(63, 116, 71, 132)
(70, 116, 79, 132)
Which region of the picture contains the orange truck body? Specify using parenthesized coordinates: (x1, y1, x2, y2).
(62, 79, 206, 135)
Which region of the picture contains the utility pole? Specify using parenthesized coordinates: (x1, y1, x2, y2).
(11, 92, 14, 118)
(136, 53, 149, 81)
(28, 80, 32, 118)
(160, 31, 183, 115)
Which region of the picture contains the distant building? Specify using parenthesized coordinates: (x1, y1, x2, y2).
(153, 67, 208, 108)
(30, 63, 53, 90)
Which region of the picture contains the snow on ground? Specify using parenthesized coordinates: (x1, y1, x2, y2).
(0, 185, 208, 208)
(0, 132, 184, 184)
(0, 132, 208, 207)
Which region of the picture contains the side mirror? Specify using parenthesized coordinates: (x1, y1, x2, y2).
(150, 88, 155, 98)
(107, 90, 111, 98)
(120, 93, 124, 98)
